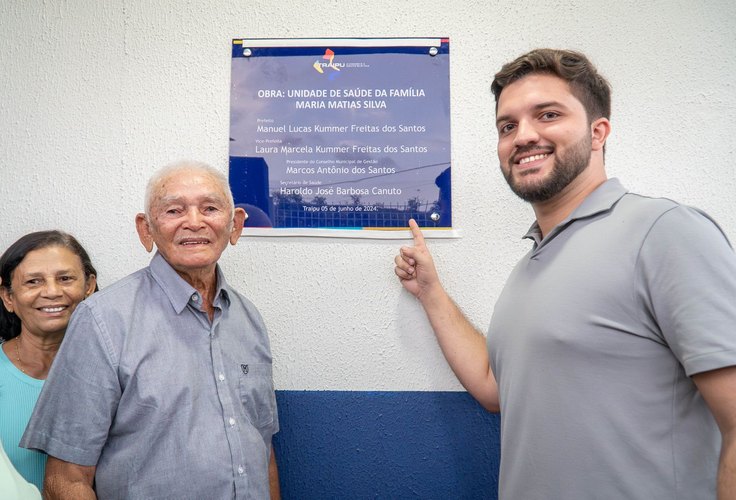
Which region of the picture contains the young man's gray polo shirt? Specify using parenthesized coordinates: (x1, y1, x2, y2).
(488, 178, 736, 499)
(22, 252, 278, 499)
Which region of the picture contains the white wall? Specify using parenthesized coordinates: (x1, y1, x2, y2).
(2, 0, 734, 392)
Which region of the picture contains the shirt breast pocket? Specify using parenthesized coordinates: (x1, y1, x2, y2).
(238, 362, 276, 430)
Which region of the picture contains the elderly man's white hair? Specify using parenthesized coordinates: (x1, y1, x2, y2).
(144, 160, 235, 220)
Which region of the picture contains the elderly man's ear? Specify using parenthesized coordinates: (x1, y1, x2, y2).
(135, 213, 155, 253)
(230, 207, 247, 245)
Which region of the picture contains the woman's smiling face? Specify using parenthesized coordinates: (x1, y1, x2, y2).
(1, 245, 96, 338)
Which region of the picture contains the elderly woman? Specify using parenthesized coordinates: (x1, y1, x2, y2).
(0, 230, 97, 491)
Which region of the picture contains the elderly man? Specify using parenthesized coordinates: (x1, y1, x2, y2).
(22, 161, 280, 499)
(395, 49, 736, 499)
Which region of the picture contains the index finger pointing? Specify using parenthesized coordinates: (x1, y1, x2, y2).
(408, 218, 426, 246)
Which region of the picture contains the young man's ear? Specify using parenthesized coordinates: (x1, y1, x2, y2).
(591, 117, 611, 152)
(135, 213, 155, 253)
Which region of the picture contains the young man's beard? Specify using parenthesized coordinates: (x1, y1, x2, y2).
(502, 133, 592, 203)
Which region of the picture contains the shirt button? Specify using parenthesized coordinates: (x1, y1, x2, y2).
(238, 466, 244, 475)
(229, 417, 236, 426)
(191, 294, 198, 302)
(218, 373, 225, 381)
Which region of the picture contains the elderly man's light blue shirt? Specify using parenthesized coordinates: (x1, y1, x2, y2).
(22, 252, 278, 499)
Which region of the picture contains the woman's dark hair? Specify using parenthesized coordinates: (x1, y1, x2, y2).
(0, 230, 97, 341)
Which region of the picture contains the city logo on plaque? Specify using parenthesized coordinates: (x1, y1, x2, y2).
(313, 48, 341, 79)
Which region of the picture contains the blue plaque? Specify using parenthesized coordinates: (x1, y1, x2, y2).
(230, 38, 451, 237)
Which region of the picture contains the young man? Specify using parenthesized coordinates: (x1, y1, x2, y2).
(395, 49, 736, 499)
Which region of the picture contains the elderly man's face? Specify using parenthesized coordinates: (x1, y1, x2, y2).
(142, 170, 242, 277)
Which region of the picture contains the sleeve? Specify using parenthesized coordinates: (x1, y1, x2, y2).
(20, 301, 121, 466)
(239, 294, 279, 436)
(636, 205, 736, 376)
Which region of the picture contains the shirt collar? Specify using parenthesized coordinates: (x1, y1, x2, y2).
(523, 178, 629, 245)
(149, 252, 231, 314)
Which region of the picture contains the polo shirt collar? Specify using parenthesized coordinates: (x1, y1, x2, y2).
(149, 252, 231, 314)
(523, 178, 629, 246)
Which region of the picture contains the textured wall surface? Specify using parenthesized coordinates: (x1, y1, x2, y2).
(1, 0, 734, 497)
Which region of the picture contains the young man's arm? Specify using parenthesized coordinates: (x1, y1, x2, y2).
(395, 219, 499, 412)
(693, 366, 736, 500)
